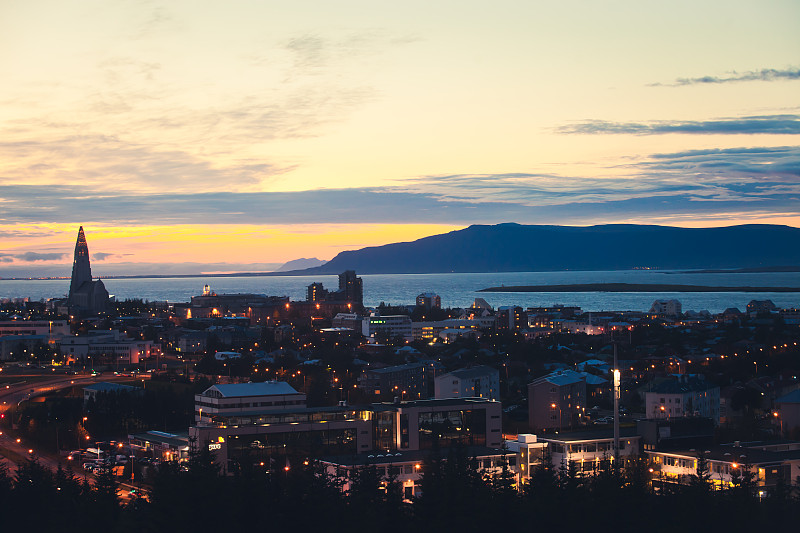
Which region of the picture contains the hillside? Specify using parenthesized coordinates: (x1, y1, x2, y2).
(288, 223, 800, 275)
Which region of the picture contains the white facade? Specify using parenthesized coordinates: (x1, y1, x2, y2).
(412, 319, 486, 341)
(540, 433, 642, 475)
(506, 433, 549, 484)
(644, 379, 720, 424)
(649, 299, 682, 316)
(434, 365, 500, 401)
(194, 382, 307, 425)
(58, 335, 151, 364)
(0, 320, 70, 337)
(362, 315, 412, 339)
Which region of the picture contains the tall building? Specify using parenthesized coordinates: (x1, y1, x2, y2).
(338, 270, 363, 304)
(416, 292, 441, 310)
(67, 227, 109, 315)
(307, 282, 327, 302)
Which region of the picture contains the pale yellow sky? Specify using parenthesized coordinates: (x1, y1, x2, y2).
(0, 0, 798, 274)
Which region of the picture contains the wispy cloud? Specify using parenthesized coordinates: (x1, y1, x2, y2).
(10, 252, 67, 262)
(557, 115, 800, 135)
(651, 68, 800, 87)
(0, 145, 797, 227)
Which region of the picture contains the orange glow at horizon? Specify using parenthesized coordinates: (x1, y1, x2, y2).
(0, 223, 466, 267)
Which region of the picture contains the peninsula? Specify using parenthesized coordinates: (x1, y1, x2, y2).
(479, 283, 800, 293)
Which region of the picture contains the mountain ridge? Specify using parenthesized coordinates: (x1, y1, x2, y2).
(283, 223, 800, 275)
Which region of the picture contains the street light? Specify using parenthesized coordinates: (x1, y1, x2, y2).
(551, 403, 562, 429)
(773, 412, 783, 437)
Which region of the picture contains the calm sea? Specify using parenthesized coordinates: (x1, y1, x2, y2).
(1, 270, 799, 313)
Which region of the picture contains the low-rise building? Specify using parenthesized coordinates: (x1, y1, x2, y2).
(528, 370, 587, 431)
(411, 319, 486, 342)
(359, 362, 430, 400)
(775, 389, 800, 438)
(362, 314, 412, 340)
(194, 381, 307, 425)
(644, 375, 721, 424)
(649, 299, 682, 317)
(539, 429, 642, 475)
(434, 365, 500, 401)
(0, 334, 49, 361)
(647, 441, 800, 494)
(506, 433, 549, 484)
(0, 320, 70, 337)
(128, 430, 190, 462)
(320, 446, 507, 501)
(190, 395, 502, 475)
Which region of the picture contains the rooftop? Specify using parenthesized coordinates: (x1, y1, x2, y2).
(776, 389, 800, 404)
(537, 427, 639, 443)
(84, 382, 138, 393)
(444, 365, 499, 380)
(205, 381, 300, 398)
(647, 376, 717, 394)
(320, 446, 505, 467)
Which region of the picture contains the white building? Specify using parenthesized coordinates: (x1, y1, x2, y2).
(644, 375, 721, 424)
(434, 365, 500, 401)
(362, 314, 412, 340)
(647, 442, 800, 492)
(411, 319, 487, 342)
(505, 433, 549, 484)
(539, 430, 642, 475)
(0, 320, 70, 337)
(214, 351, 242, 361)
(649, 299, 682, 316)
(58, 334, 152, 365)
(194, 381, 307, 425)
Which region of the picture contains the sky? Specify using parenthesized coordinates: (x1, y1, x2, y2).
(1, 0, 798, 277)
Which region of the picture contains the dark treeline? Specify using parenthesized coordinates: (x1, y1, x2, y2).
(2, 446, 800, 533)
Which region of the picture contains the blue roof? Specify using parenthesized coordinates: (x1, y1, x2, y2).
(776, 389, 800, 404)
(208, 381, 299, 398)
(84, 382, 137, 393)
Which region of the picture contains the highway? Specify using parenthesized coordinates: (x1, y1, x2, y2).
(0, 370, 150, 502)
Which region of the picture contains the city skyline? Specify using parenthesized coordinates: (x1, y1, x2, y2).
(1, 1, 798, 276)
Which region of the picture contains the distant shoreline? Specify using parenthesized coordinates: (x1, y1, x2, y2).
(675, 266, 800, 274)
(479, 283, 800, 293)
(2, 264, 799, 281)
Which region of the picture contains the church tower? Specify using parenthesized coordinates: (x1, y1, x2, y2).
(69, 226, 92, 302)
(67, 226, 109, 315)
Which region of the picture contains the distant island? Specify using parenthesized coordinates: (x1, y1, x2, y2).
(479, 283, 800, 293)
(676, 266, 800, 274)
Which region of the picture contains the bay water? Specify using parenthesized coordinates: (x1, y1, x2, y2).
(1, 270, 799, 314)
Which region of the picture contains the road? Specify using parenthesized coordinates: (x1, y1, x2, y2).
(0, 371, 150, 502)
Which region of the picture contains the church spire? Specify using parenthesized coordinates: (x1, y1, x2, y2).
(69, 226, 92, 302)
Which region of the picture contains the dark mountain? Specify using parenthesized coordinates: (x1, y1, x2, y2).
(289, 223, 800, 275)
(274, 257, 326, 272)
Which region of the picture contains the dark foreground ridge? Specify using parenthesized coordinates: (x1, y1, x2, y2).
(479, 283, 800, 293)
